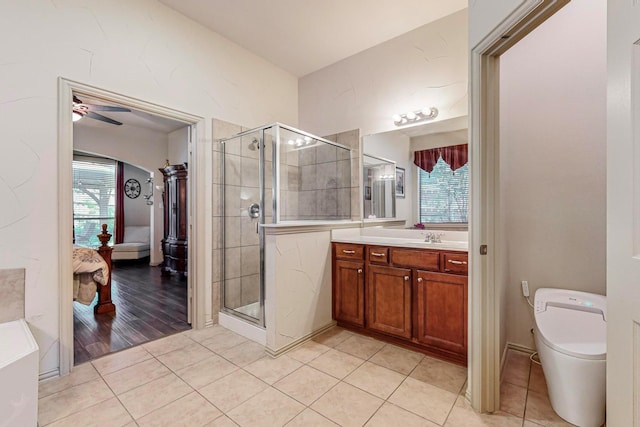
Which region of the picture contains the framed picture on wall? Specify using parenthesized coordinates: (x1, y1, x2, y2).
(396, 167, 405, 198)
(364, 186, 371, 200)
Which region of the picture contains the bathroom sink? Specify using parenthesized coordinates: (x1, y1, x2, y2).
(349, 236, 468, 251)
(407, 240, 469, 250)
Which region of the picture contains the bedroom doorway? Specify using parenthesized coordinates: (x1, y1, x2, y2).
(58, 79, 206, 374)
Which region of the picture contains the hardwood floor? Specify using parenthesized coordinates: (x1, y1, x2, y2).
(73, 261, 190, 365)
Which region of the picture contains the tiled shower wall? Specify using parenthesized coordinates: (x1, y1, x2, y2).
(325, 130, 361, 222)
(280, 139, 351, 221)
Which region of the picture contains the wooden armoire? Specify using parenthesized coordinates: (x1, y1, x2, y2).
(160, 163, 188, 275)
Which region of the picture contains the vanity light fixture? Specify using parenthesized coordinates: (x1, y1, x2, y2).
(393, 107, 438, 126)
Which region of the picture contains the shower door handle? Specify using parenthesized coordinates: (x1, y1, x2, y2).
(248, 203, 260, 218)
(248, 203, 260, 234)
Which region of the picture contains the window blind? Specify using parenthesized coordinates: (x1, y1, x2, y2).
(418, 157, 469, 224)
(72, 156, 116, 247)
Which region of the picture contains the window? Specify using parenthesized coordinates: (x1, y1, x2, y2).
(418, 156, 469, 224)
(72, 156, 116, 247)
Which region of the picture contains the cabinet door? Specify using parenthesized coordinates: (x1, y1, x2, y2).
(415, 270, 467, 355)
(334, 260, 365, 327)
(367, 265, 412, 339)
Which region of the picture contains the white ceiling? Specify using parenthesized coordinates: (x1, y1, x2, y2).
(73, 94, 187, 133)
(159, 0, 467, 77)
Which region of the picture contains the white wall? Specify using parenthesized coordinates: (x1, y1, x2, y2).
(168, 127, 189, 165)
(0, 0, 297, 376)
(468, 0, 523, 49)
(123, 163, 151, 228)
(299, 9, 468, 138)
(363, 133, 412, 223)
(410, 129, 467, 152)
(499, 0, 607, 349)
(74, 123, 169, 266)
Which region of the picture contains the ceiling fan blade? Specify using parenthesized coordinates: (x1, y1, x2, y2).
(87, 105, 131, 112)
(86, 111, 123, 126)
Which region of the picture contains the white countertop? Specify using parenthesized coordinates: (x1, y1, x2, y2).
(332, 235, 468, 252)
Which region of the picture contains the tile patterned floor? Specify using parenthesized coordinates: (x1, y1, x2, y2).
(38, 326, 574, 426)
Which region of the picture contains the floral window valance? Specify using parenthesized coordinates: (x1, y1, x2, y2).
(414, 143, 468, 173)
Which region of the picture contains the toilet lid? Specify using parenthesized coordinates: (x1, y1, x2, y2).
(535, 305, 606, 360)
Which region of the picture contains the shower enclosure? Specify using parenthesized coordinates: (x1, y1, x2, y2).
(219, 123, 352, 327)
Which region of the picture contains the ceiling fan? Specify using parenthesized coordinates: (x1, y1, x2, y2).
(72, 96, 131, 125)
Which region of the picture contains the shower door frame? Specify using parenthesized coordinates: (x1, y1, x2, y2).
(220, 126, 270, 327)
(219, 123, 353, 328)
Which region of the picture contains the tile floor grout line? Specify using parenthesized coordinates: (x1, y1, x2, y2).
(383, 375, 447, 425)
(42, 328, 554, 427)
(94, 364, 139, 425)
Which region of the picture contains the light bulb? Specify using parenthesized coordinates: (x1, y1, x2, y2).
(392, 114, 402, 123)
(406, 111, 417, 120)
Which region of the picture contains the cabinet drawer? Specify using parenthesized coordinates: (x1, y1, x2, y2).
(334, 243, 364, 260)
(390, 248, 439, 270)
(367, 246, 389, 264)
(440, 252, 468, 275)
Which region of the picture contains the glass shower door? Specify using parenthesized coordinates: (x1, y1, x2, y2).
(221, 129, 266, 325)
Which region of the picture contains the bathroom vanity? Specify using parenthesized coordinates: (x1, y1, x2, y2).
(331, 234, 468, 365)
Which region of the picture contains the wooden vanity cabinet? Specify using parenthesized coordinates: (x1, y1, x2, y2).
(415, 270, 467, 356)
(332, 242, 468, 365)
(333, 244, 365, 327)
(367, 265, 412, 339)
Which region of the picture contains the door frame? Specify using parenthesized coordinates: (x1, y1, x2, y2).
(58, 78, 207, 375)
(468, 0, 569, 412)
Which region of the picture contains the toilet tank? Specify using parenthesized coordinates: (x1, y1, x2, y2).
(0, 319, 39, 427)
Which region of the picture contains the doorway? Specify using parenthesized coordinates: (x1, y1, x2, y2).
(58, 79, 205, 375)
(468, 0, 570, 413)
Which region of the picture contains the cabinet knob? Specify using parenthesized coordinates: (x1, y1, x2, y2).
(357, 269, 363, 274)
(404, 276, 409, 281)
(342, 250, 356, 254)
(417, 277, 423, 283)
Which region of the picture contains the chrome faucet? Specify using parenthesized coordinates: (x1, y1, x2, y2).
(424, 232, 443, 243)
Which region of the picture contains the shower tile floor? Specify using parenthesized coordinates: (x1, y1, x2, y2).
(233, 302, 261, 319)
(37, 326, 575, 426)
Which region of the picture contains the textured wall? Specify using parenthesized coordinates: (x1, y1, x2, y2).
(299, 9, 468, 138)
(0, 0, 297, 375)
(499, 0, 607, 349)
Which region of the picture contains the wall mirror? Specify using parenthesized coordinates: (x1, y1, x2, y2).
(362, 116, 469, 227)
(363, 153, 396, 219)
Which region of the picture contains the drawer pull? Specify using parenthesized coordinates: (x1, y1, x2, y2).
(417, 277, 423, 283)
(371, 252, 386, 257)
(357, 269, 363, 274)
(342, 250, 356, 254)
(404, 276, 409, 281)
(447, 259, 468, 265)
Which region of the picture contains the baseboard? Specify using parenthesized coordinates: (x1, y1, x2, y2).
(219, 311, 266, 345)
(264, 321, 337, 358)
(501, 342, 535, 382)
(39, 368, 60, 382)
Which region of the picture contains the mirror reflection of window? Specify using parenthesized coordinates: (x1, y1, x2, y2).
(415, 144, 468, 224)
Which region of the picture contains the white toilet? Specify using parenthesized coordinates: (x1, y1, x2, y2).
(533, 288, 606, 427)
